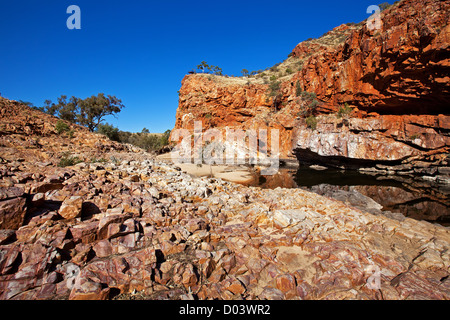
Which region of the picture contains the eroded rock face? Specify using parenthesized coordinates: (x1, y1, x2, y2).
(173, 74, 297, 159)
(293, 0, 450, 114)
(294, 115, 450, 167)
(172, 0, 449, 181)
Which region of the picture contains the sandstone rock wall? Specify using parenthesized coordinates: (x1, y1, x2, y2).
(293, 0, 450, 114)
(172, 0, 450, 182)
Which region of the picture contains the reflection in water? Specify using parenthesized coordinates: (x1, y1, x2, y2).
(252, 168, 450, 227)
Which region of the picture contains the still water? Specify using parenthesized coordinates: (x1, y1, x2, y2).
(253, 167, 450, 227)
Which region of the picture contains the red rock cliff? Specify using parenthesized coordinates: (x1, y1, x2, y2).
(172, 0, 449, 182)
(293, 0, 450, 114)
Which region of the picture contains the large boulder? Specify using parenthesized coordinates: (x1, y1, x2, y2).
(58, 196, 83, 220)
(0, 187, 27, 230)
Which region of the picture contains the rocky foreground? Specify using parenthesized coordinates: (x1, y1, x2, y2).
(1, 156, 450, 300)
(0, 99, 449, 300)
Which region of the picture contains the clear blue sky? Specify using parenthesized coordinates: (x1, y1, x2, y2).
(0, 0, 390, 133)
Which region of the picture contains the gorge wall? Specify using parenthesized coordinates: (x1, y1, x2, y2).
(172, 0, 450, 184)
(293, 0, 450, 115)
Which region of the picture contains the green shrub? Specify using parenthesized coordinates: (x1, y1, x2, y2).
(97, 125, 171, 153)
(295, 81, 302, 97)
(125, 130, 171, 152)
(55, 120, 70, 134)
(97, 123, 120, 142)
(268, 81, 281, 97)
(67, 129, 75, 139)
(297, 91, 319, 117)
(308, 99, 319, 111)
(306, 116, 318, 130)
(337, 103, 353, 118)
(160, 129, 171, 147)
(91, 157, 108, 163)
(58, 153, 82, 167)
(378, 2, 391, 11)
(301, 91, 316, 100)
(118, 130, 132, 144)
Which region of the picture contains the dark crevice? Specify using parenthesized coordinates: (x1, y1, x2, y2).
(294, 148, 405, 170)
(4, 252, 22, 275)
(391, 137, 435, 152)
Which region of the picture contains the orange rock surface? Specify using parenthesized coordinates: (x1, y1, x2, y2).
(172, 0, 449, 173)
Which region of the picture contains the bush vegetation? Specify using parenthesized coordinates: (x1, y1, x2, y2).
(58, 153, 82, 167)
(97, 123, 171, 152)
(306, 116, 318, 131)
(55, 120, 75, 138)
(337, 103, 353, 118)
(36, 92, 170, 153)
(295, 81, 302, 97)
(378, 2, 392, 11)
(44, 93, 124, 132)
(268, 81, 281, 97)
(55, 120, 70, 135)
(97, 123, 121, 142)
(297, 91, 320, 117)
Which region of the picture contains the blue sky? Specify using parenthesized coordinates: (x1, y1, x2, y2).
(0, 0, 390, 133)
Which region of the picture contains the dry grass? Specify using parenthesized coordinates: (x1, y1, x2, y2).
(195, 55, 305, 87)
(306, 24, 361, 48)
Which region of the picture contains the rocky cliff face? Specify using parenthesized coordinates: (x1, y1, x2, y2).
(293, 0, 450, 114)
(173, 0, 450, 184)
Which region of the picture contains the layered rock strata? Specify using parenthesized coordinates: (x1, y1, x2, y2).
(172, 0, 450, 183)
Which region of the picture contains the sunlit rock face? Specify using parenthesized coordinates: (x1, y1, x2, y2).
(173, 0, 449, 180)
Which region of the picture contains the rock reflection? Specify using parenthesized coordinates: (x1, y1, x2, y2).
(250, 167, 450, 226)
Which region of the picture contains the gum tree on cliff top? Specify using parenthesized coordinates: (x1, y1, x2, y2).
(44, 93, 125, 132)
(195, 61, 223, 75)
